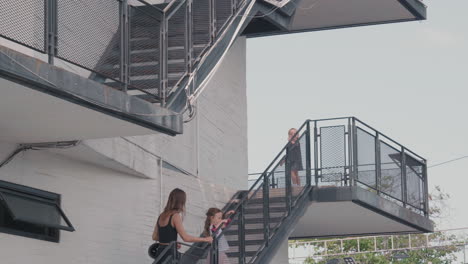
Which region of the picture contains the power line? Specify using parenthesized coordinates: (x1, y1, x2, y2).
(429, 156, 468, 168)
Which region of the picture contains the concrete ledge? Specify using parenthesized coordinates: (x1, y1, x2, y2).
(0, 45, 183, 137)
(309, 186, 434, 233)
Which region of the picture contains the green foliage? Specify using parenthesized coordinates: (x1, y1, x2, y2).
(296, 187, 462, 264)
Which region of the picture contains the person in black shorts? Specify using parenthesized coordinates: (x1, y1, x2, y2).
(152, 188, 212, 263)
(287, 128, 303, 186)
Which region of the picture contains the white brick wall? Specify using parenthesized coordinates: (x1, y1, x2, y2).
(0, 37, 247, 263)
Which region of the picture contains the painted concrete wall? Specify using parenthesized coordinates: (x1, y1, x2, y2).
(0, 37, 247, 264)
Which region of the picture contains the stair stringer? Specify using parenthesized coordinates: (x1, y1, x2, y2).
(251, 186, 313, 264)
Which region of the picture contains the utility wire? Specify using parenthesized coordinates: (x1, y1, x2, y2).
(429, 156, 468, 168)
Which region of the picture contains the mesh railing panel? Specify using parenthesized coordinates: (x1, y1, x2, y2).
(379, 141, 402, 200)
(193, 0, 211, 61)
(320, 126, 346, 185)
(406, 155, 424, 210)
(129, 5, 161, 97)
(167, 3, 188, 93)
(356, 127, 376, 188)
(216, 0, 233, 34)
(0, 0, 45, 52)
(57, 0, 122, 84)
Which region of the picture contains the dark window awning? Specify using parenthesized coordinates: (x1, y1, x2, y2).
(0, 189, 75, 232)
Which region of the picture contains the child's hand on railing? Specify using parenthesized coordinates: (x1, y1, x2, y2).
(226, 210, 235, 216)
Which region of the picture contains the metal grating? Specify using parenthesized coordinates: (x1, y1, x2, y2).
(379, 141, 402, 200)
(356, 127, 376, 188)
(193, 0, 211, 61)
(406, 155, 424, 210)
(129, 5, 162, 97)
(216, 0, 233, 34)
(57, 0, 121, 84)
(320, 126, 346, 183)
(0, 0, 45, 52)
(167, 3, 188, 93)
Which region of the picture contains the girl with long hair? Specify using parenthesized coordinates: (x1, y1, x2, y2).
(152, 188, 213, 263)
(203, 207, 235, 264)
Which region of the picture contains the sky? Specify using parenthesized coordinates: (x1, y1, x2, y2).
(246, 0, 468, 230)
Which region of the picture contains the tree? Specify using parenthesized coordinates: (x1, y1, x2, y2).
(298, 186, 463, 264)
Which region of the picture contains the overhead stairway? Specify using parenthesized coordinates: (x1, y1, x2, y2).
(91, 0, 267, 111)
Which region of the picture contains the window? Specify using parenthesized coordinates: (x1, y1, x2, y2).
(0, 180, 74, 242)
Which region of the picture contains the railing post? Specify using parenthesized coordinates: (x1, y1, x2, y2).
(314, 121, 319, 186)
(401, 147, 407, 207)
(45, 0, 58, 65)
(160, 13, 168, 106)
(186, 0, 193, 74)
(262, 173, 270, 245)
(351, 118, 358, 186)
(306, 121, 312, 187)
(285, 146, 292, 214)
(211, 237, 219, 264)
(347, 118, 353, 186)
(423, 159, 429, 216)
(209, 0, 217, 41)
(238, 200, 246, 264)
(172, 242, 178, 263)
(375, 132, 381, 194)
(120, 0, 129, 92)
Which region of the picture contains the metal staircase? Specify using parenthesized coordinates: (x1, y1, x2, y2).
(90, 0, 260, 112)
(151, 117, 430, 264)
(152, 120, 314, 264)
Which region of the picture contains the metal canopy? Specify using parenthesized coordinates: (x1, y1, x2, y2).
(247, 0, 426, 37)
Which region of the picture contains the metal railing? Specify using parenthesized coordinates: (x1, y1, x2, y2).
(151, 117, 428, 264)
(248, 117, 429, 216)
(0, 0, 251, 105)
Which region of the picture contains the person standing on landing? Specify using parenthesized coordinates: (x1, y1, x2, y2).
(287, 128, 303, 186)
(152, 188, 213, 263)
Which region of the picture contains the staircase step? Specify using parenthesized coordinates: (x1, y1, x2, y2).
(226, 251, 259, 258)
(231, 216, 283, 225)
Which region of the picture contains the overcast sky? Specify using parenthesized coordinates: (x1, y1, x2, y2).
(246, 0, 468, 230)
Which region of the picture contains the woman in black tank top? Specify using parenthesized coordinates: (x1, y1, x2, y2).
(152, 188, 212, 263)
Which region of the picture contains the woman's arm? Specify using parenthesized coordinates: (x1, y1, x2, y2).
(173, 213, 213, 243)
(152, 221, 159, 241)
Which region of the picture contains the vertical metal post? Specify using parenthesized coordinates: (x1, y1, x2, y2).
(285, 146, 292, 214)
(120, 0, 129, 92)
(172, 242, 177, 262)
(401, 147, 407, 207)
(306, 121, 312, 187)
(45, 0, 58, 64)
(423, 159, 429, 216)
(159, 13, 168, 106)
(375, 132, 381, 194)
(211, 237, 219, 264)
(347, 118, 353, 187)
(262, 173, 270, 245)
(231, 0, 237, 15)
(238, 201, 246, 264)
(351, 118, 358, 186)
(186, 0, 193, 74)
(209, 0, 217, 41)
(314, 121, 319, 186)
